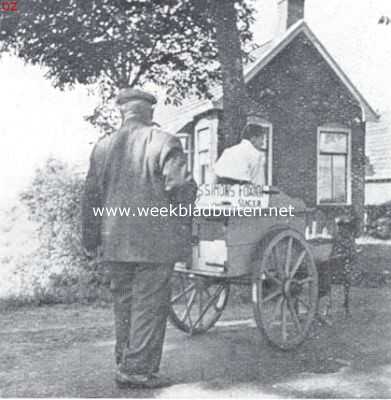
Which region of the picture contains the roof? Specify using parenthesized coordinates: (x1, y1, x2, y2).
(155, 96, 216, 134)
(159, 20, 378, 132)
(366, 110, 391, 181)
(216, 20, 379, 122)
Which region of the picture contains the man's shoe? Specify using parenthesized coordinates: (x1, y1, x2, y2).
(115, 370, 149, 389)
(115, 370, 172, 389)
(146, 373, 172, 389)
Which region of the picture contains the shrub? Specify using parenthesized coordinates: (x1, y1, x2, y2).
(1, 158, 110, 306)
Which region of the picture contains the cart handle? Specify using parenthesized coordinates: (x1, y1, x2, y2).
(262, 185, 280, 194)
(205, 262, 226, 270)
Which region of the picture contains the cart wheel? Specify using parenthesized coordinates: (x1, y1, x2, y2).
(168, 272, 230, 334)
(252, 228, 318, 350)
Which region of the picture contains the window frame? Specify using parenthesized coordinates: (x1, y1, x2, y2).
(316, 126, 352, 206)
(252, 122, 273, 186)
(194, 121, 215, 185)
(177, 132, 192, 172)
(196, 126, 213, 185)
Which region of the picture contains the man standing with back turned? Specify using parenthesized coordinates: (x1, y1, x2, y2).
(81, 88, 197, 389)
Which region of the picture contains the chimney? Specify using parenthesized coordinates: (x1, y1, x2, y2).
(275, 0, 305, 38)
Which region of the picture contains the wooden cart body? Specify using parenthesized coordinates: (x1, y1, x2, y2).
(176, 187, 333, 279)
(170, 185, 336, 350)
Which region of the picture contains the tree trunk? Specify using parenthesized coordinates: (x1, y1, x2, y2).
(210, 0, 249, 149)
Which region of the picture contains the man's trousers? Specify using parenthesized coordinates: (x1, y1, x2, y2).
(107, 262, 173, 376)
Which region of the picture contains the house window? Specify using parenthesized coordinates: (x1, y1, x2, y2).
(177, 133, 192, 172)
(196, 127, 212, 184)
(317, 128, 350, 204)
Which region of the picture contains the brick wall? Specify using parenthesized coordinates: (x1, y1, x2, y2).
(222, 32, 365, 231)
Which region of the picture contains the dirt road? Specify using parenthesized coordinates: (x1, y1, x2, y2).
(1, 286, 391, 398)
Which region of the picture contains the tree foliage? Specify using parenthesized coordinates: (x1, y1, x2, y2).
(0, 0, 256, 133)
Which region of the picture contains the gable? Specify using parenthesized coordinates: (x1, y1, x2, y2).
(215, 21, 378, 123)
(246, 31, 362, 124)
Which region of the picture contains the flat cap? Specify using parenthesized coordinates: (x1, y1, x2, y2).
(116, 88, 157, 106)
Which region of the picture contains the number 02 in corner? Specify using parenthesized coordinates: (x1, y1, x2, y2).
(1, 1, 18, 12)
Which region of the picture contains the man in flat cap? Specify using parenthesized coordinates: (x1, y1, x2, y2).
(82, 88, 197, 388)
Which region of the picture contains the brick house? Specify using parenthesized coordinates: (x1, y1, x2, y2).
(164, 0, 378, 233)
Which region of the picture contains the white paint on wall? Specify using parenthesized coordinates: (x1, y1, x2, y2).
(365, 182, 391, 205)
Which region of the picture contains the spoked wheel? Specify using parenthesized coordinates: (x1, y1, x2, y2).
(252, 228, 319, 350)
(168, 272, 230, 334)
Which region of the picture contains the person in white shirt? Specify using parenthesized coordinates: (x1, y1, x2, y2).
(214, 122, 268, 186)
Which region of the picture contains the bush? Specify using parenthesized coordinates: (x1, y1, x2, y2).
(366, 201, 391, 224)
(0, 158, 110, 306)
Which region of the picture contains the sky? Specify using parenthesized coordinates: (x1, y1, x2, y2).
(0, 0, 390, 207)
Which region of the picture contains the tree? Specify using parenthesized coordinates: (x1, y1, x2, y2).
(0, 0, 256, 136)
(208, 0, 257, 148)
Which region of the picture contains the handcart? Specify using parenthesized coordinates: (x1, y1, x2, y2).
(168, 185, 334, 350)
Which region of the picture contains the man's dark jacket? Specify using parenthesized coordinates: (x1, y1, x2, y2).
(81, 115, 197, 264)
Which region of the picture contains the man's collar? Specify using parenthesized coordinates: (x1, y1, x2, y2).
(241, 139, 258, 151)
(123, 112, 153, 126)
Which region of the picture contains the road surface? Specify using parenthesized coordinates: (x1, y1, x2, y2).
(1, 286, 391, 398)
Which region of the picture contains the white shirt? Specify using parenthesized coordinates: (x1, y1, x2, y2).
(213, 139, 266, 186)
